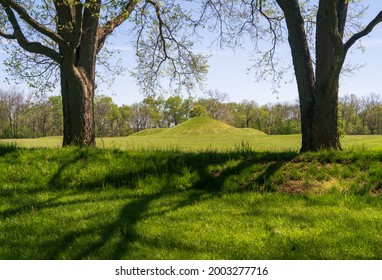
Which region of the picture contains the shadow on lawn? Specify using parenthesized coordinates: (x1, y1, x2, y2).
(72, 190, 209, 259)
(0, 143, 17, 157)
(1, 148, 298, 259)
(75, 150, 296, 259)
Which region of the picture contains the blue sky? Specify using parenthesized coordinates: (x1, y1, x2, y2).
(1, 1, 381, 106)
(100, 1, 382, 106)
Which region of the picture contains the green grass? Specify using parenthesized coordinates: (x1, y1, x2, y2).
(2, 120, 382, 259)
(4, 134, 382, 152)
(130, 128, 167, 137)
(1, 142, 382, 259)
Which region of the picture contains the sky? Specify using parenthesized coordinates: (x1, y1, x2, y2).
(0, 1, 381, 106)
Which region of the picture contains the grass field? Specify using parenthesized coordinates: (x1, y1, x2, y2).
(3, 134, 382, 152)
(2, 118, 382, 151)
(1, 117, 382, 259)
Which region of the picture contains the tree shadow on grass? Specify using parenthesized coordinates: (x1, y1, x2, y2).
(68, 150, 297, 259)
(0, 142, 17, 157)
(1, 148, 298, 259)
(0, 148, 90, 220)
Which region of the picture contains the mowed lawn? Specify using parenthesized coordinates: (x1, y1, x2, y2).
(1, 125, 382, 259)
(3, 134, 382, 152)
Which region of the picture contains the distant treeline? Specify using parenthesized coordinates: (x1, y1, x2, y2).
(0, 88, 381, 139)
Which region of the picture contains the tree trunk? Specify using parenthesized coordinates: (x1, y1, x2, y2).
(276, 0, 316, 152)
(60, 41, 97, 146)
(314, 0, 346, 150)
(313, 84, 341, 150)
(61, 67, 95, 146)
(277, 0, 349, 151)
(58, 3, 99, 147)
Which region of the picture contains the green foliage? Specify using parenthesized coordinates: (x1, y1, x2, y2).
(0, 90, 63, 139)
(189, 105, 208, 118)
(164, 96, 187, 126)
(94, 95, 121, 137)
(338, 109, 346, 137)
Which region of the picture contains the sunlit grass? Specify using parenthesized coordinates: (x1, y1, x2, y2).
(3, 134, 382, 152)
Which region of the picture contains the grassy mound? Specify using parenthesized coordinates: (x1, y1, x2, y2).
(160, 117, 266, 136)
(241, 127, 267, 135)
(130, 117, 266, 138)
(130, 128, 167, 137)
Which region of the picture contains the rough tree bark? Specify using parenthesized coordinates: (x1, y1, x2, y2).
(56, 0, 101, 146)
(313, 0, 346, 151)
(275, 0, 316, 152)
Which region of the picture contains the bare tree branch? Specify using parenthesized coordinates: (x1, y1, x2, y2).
(0, 30, 15, 39)
(344, 10, 382, 54)
(1, 0, 66, 45)
(98, 0, 140, 52)
(147, 0, 168, 58)
(1, 3, 61, 63)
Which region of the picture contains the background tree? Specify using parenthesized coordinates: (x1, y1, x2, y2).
(252, 106, 271, 133)
(0, 88, 25, 138)
(94, 95, 119, 137)
(361, 93, 382, 135)
(116, 105, 133, 136)
(241, 100, 258, 128)
(0, 0, 207, 146)
(189, 105, 208, 118)
(2, 86, 382, 138)
(142, 96, 165, 128)
(226, 102, 245, 127)
(268, 102, 300, 134)
(129, 103, 151, 133)
(197, 89, 229, 120)
(25, 95, 62, 137)
(47, 95, 64, 136)
(0, 90, 9, 137)
(163, 96, 187, 127)
(28, 97, 51, 137)
(339, 94, 362, 135)
(181, 97, 195, 121)
(226, 101, 258, 128)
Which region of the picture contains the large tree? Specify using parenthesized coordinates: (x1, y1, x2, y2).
(276, 0, 382, 151)
(0, 0, 207, 146)
(200, 0, 382, 151)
